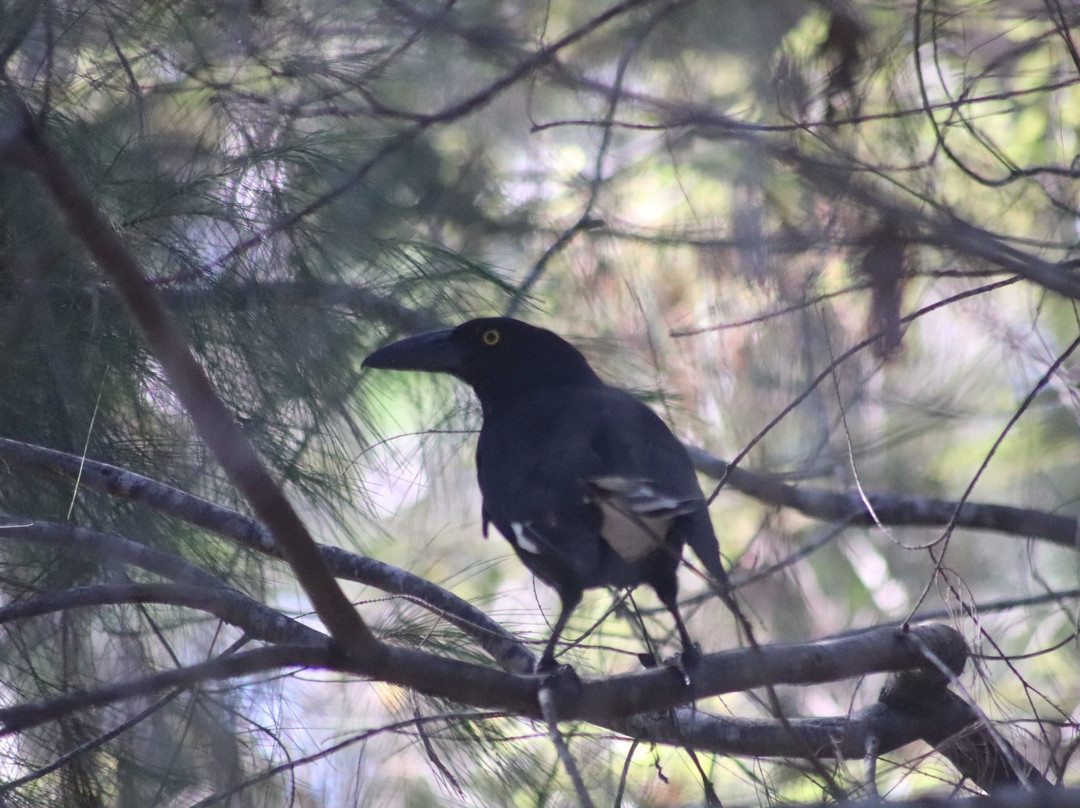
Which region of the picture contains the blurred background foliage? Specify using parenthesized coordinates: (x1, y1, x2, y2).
(1, 0, 1079, 804)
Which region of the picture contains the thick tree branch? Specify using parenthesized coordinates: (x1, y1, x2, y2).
(0, 644, 337, 736)
(564, 623, 968, 723)
(614, 658, 1048, 794)
(0, 437, 534, 673)
(0, 581, 327, 647)
(0, 620, 977, 757)
(877, 668, 1049, 790)
(1, 103, 383, 667)
(5, 428, 1074, 680)
(689, 447, 1080, 551)
(0, 516, 238, 589)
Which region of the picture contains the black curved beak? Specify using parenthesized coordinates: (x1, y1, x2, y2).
(362, 328, 461, 373)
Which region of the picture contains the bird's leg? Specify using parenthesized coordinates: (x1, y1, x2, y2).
(666, 603, 700, 668)
(536, 588, 582, 674)
(654, 585, 701, 686)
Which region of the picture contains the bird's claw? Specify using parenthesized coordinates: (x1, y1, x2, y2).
(671, 647, 697, 688)
(534, 660, 581, 693)
(678, 642, 702, 670)
(639, 644, 701, 687)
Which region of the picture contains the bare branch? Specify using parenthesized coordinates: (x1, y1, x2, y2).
(690, 446, 1080, 551)
(611, 641, 1047, 794)
(0, 644, 335, 736)
(0, 516, 236, 589)
(0, 437, 534, 673)
(1, 100, 382, 665)
(565, 624, 969, 724)
(0, 581, 326, 647)
(0, 608, 991, 772)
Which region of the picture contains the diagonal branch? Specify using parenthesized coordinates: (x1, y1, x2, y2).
(1, 619, 1032, 789)
(0, 644, 336, 736)
(0, 580, 327, 647)
(613, 676, 1048, 794)
(689, 447, 1080, 551)
(0, 623, 963, 735)
(0, 100, 383, 668)
(0, 516, 237, 589)
(0, 437, 534, 673)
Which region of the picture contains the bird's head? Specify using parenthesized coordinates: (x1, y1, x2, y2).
(363, 317, 602, 415)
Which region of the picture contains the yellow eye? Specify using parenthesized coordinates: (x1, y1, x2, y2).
(482, 328, 501, 346)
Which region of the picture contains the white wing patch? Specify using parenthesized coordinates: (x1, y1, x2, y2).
(585, 476, 700, 562)
(510, 521, 541, 555)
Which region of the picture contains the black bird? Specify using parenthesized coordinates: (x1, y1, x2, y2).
(363, 317, 728, 672)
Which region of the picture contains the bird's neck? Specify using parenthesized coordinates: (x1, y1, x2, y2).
(474, 371, 603, 419)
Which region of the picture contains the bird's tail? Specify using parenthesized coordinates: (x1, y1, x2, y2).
(685, 505, 761, 649)
(683, 507, 733, 598)
(682, 507, 725, 583)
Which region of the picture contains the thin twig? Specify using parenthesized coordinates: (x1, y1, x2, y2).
(537, 683, 597, 808)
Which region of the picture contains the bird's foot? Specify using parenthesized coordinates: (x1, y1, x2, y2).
(535, 653, 577, 678)
(533, 658, 581, 693)
(671, 643, 702, 687)
(639, 644, 701, 687)
(678, 642, 702, 670)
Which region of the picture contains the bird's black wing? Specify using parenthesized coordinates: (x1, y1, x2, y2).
(583, 388, 727, 588)
(476, 385, 723, 589)
(477, 386, 606, 585)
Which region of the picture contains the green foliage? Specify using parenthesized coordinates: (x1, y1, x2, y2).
(1, 0, 1079, 803)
